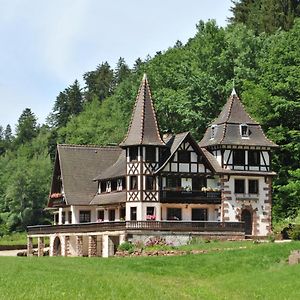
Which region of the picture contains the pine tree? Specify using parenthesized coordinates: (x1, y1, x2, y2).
(15, 108, 37, 145)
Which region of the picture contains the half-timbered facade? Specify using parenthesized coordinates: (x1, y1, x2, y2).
(27, 76, 278, 257)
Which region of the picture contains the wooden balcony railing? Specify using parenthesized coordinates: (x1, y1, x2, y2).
(27, 220, 244, 235)
(160, 190, 221, 204)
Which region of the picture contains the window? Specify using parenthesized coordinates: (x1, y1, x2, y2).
(130, 176, 138, 190)
(166, 176, 178, 189)
(233, 150, 245, 165)
(146, 207, 155, 220)
(146, 147, 156, 162)
(106, 181, 111, 192)
(192, 177, 206, 191)
(235, 179, 245, 194)
(108, 209, 115, 221)
(120, 207, 126, 220)
(249, 180, 259, 194)
(248, 151, 260, 166)
(117, 178, 123, 191)
(61, 211, 66, 224)
(100, 181, 106, 193)
(240, 124, 249, 137)
(130, 207, 137, 220)
(167, 208, 182, 220)
(68, 211, 72, 224)
(111, 180, 117, 191)
(192, 208, 207, 221)
(97, 210, 104, 221)
(178, 150, 190, 163)
(146, 207, 155, 215)
(129, 147, 138, 161)
(211, 125, 217, 139)
(146, 176, 155, 190)
(54, 213, 59, 224)
(79, 210, 91, 223)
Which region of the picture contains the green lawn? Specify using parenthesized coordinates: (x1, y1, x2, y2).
(0, 242, 299, 299)
(0, 232, 28, 246)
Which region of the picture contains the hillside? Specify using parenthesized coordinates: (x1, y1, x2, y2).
(0, 15, 300, 233)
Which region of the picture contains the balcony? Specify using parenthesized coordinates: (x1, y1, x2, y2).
(27, 220, 244, 235)
(160, 190, 221, 204)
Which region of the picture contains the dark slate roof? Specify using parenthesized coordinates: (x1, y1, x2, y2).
(90, 191, 126, 206)
(56, 145, 121, 206)
(199, 90, 278, 148)
(119, 74, 165, 147)
(93, 150, 126, 181)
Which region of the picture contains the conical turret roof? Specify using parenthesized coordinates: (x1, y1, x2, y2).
(119, 74, 165, 147)
(199, 89, 278, 148)
(214, 89, 258, 125)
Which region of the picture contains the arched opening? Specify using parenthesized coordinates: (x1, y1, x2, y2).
(53, 236, 61, 256)
(241, 209, 253, 235)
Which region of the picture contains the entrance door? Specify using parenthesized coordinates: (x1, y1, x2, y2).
(241, 209, 252, 235)
(192, 208, 207, 221)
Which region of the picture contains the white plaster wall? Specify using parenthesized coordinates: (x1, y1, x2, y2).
(70, 206, 97, 223)
(126, 202, 143, 221)
(223, 176, 271, 236)
(141, 202, 161, 220)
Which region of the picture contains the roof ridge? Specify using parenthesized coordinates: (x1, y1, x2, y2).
(58, 144, 120, 150)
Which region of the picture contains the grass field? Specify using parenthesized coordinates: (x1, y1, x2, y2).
(0, 241, 300, 300)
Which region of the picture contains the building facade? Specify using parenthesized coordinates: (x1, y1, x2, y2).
(27, 75, 278, 257)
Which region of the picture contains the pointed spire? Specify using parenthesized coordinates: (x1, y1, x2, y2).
(231, 87, 237, 96)
(214, 89, 258, 125)
(119, 74, 165, 147)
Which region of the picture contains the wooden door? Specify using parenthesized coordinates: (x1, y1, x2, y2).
(241, 209, 252, 235)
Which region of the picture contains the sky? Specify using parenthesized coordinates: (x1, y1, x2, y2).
(0, 0, 232, 132)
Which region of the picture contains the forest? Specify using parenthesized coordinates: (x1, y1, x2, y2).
(0, 0, 299, 235)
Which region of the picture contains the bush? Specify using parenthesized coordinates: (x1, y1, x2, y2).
(118, 241, 134, 252)
(289, 225, 300, 240)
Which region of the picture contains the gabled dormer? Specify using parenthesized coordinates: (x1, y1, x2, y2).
(199, 89, 278, 172)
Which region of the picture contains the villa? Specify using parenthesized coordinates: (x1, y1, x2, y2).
(27, 74, 278, 257)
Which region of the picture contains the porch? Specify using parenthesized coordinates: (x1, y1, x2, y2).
(27, 221, 245, 257)
(27, 220, 244, 235)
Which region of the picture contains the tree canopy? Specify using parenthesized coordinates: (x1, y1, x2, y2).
(0, 0, 300, 234)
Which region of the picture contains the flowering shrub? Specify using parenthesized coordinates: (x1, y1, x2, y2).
(50, 193, 63, 199)
(146, 215, 156, 220)
(145, 236, 172, 247)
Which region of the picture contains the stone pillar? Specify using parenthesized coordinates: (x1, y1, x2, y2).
(97, 235, 103, 257)
(64, 236, 70, 257)
(27, 237, 33, 257)
(119, 233, 126, 244)
(76, 236, 83, 257)
(37, 237, 45, 257)
(102, 235, 109, 258)
(88, 236, 97, 257)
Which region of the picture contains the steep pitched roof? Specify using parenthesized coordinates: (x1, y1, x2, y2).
(90, 191, 126, 206)
(119, 74, 165, 147)
(199, 90, 278, 148)
(49, 144, 121, 206)
(93, 150, 126, 181)
(214, 89, 258, 125)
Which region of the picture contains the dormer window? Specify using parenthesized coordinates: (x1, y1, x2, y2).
(211, 125, 217, 139)
(240, 124, 249, 137)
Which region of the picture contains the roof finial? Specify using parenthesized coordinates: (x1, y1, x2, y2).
(231, 78, 237, 96)
(143, 73, 147, 81)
